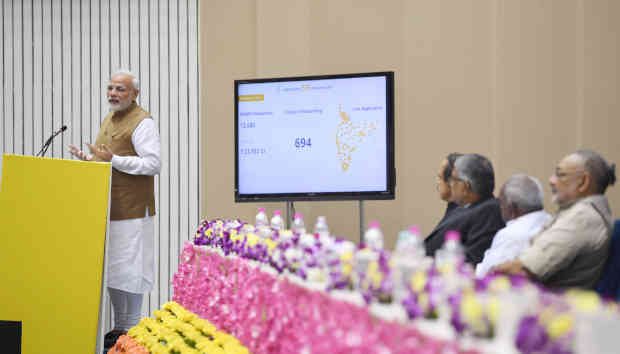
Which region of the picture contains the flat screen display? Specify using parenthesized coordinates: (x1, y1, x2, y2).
(234, 71, 395, 202)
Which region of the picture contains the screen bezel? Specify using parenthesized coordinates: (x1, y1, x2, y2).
(234, 71, 395, 202)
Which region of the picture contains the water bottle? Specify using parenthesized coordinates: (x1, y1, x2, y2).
(292, 212, 306, 235)
(436, 230, 465, 272)
(353, 247, 378, 290)
(314, 216, 329, 237)
(395, 225, 425, 260)
(394, 225, 427, 301)
(270, 210, 284, 230)
(363, 221, 384, 250)
(255, 207, 268, 227)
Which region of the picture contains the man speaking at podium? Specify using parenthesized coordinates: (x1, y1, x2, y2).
(68, 70, 161, 349)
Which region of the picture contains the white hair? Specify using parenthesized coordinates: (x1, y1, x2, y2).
(454, 154, 495, 198)
(502, 174, 544, 213)
(111, 69, 140, 90)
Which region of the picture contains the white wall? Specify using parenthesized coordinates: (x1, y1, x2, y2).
(0, 0, 200, 331)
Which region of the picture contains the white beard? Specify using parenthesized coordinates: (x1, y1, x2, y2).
(109, 99, 132, 112)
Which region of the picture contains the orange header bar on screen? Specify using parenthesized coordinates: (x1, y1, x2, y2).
(239, 94, 264, 102)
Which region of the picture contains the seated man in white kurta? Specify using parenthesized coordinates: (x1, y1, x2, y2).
(68, 69, 160, 349)
(475, 174, 551, 277)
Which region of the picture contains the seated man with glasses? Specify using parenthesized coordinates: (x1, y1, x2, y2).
(425, 153, 466, 236)
(424, 153, 505, 265)
(493, 150, 616, 290)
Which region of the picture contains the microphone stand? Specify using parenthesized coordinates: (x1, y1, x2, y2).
(37, 126, 67, 157)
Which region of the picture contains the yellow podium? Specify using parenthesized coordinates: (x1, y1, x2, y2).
(0, 154, 111, 354)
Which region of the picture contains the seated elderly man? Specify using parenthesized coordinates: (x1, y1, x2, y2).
(425, 154, 505, 265)
(426, 153, 466, 235)
(493, 150, 616, 290)
(475, 174, 552, 277)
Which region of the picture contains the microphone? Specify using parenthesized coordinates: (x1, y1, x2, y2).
(37, 125, 68, 157)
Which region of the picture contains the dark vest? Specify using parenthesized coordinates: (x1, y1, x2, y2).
(95, 102, 156, 220)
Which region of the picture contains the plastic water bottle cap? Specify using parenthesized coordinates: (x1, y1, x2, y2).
(445, 230, 461, 241)
(274, 210, 281, 216)
(317, 216, 326, 222)
(258, 208, 265, 212)
(408, 225, 420, 235)
(295, 212, 303, 219)
(368, 221, 380, 229)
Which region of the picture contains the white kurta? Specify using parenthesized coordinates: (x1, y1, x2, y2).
(475, 210, 552, 278)
(107, 118, 161, 294)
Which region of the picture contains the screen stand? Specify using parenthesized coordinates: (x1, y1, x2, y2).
(286, 201, 295, 229)
(359, 200, 365, 244)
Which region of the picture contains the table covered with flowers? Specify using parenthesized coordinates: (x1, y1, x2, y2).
(170, 217, 620, 354)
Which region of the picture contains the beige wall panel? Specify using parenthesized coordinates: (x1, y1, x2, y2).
(581, 0, 620, 216)
(308, 0, 403, 74)
(256, 0, 311, 76)
(200, 0, 620, 249)
(401, 0, 495, 239)
(495, 0, 579, 209)
(202, 0, 257, 220)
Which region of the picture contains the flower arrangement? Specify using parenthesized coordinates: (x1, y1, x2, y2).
(108, 335, 149, 354)
(109, 301, 250, 354)
(188, 217, 620, 354)
(354, 247, 395, 304)
(193, 218, 354, 285)
(173, 242, 475, 354)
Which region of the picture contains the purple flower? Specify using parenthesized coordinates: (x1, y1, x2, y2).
(402, 293, 424, 319)
(516, 316, 548, 353)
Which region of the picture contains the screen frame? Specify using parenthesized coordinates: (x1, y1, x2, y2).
(234, 71, 396, 202)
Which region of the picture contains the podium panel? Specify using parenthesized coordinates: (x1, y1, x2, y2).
(0, 154, 111, 354)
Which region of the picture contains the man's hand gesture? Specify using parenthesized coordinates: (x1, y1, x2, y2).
(68, 144, 93, 161)
(87, 143, 114, 162)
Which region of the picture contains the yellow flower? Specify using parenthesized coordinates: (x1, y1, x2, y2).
(461, 293, 483, 323)
(437, 262, 454, 274)
(366, 261, 383, 288)
(564, 289, 602, 313)
(245, 233, 259, 247)
(419, 293, 430, 311)
(410, 271, 426, 293)
(191, 318, 217, 335)
(488, 276, 511, 292)
(127, 326, 141, 337)
(128, 300, 251, 354)
(342, 263, 353, 277)
(196, 340, 225, 353)
(263, 238, 279, 253)
(546, 313, 573, 339)
(487, 296, 500, 325)
(340, 251, 353, 263)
